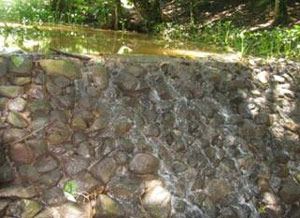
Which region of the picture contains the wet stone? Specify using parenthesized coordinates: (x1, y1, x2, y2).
(90, 156, 117, 184)
(51, 95, 74, 109)
(114, 151, 128, 165)
(21, 199, 42, 218)
(40, 59, 81, 79)
(206, 179, 233, 204)
(278, 179, 300, 204)
(8, 97, 26, 112)
(35, 202, 89, 218)
(38, 169, 62, 187)
(26, 139, 47, 158)
(123, 64, 146, 77)
(42, 187, 66, 206)
(18, 165, 40, 183)
(72, 131, 88, 144)
(64, 155, 89, 176)
(0, 163, 14, 183)
(9, 143, 34, 165)
(114, 119, 132, 136)
(129, 153, 159, 175)
(50, 110, 69, 124)
(0, 200, 10, 217)
(91, 65, 109, 90)
(46, 82, 62, 96)
(107, 176, 143, 200)
(144, 124, 160, 137)
(0, 186, 37, 199)
(28, 100, 51, 113)
(114, 72, 139, 91)
(77, 141, 93, 159)
(53, 75, 71, 88)
(72, 170, 103, 193)
(27, 85, 44, 99)
(71, 116, 88, 130)
(0, 86, 24, 98)
(94, 194, 125, 218)
(142, 181, 172, 218)
(34, 155, 58, 173)
(46, 123, 71, 145)
(90, 116, 109, 131)
(30, 111, 50, 130)
(9, 56, 32, 75)
(7, 111, 28, 128)
(0, 98, 8, 110)
(10, 77, 31, 85)
(0, 57, 8, 76)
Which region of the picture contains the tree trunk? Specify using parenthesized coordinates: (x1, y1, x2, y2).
(274, 0, 289, 25)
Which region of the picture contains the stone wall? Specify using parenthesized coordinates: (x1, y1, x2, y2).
(0, 54, 300, 218)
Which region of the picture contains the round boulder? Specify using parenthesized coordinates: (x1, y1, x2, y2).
(129, 153, 159, 175)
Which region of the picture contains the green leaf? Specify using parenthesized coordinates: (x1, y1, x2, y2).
(63, 180, 78, 196)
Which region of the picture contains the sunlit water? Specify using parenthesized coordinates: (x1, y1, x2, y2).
(0, 23, 240, 61)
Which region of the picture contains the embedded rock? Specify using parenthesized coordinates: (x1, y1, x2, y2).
(40, 59, 81, 79)
(129, 153, 159, 175)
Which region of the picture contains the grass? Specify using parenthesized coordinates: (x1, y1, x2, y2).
(155, 21, 300, 59)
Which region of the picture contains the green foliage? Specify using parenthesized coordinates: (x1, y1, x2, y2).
(0, 0, 119, 27)
(63, 180, 78, 196)
(155, 21, 300, 59)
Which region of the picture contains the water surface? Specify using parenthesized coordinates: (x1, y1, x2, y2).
(0, 23, 236, 60)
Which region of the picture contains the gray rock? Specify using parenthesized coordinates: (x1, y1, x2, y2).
(142, 180, 171, 218)
(10, 77, 31, 85)
(9, 143, 34, 165)
(206, 179, 233, 203)
(35, 155, 59, 173)
(107, 176, 143, 200)
(26, 139, 47, 157)
(91, 65, 109, 90)
(0, 186, 37, 198)
(90, 156, 117, 184)
(18, 165, 40, 183)
(42, 187, 66, 206)
(94, 194, 125, 218)
(0, 199, 10, 217)
(9, 56, 32, 75)
(77, 141, 93, 159)
(0, 98, 8, 110)
(3, 128, 29, 143)
(0, 57, 8, 76)
(64, 155, 89, 176)
(0, 86, 24, 98)
(7, 111, 28, 128)
(115, 73, 139, 91)
(40, 59, 81, 79)
(0, 163, 14, 183)
(28, 100, 51, 113)
(90, 116, 109, 131)
(53, 75, 71, 88)
(50, 110, 69, 124)
(279, 179, 300, 204)
(72, 170, 103, 193)
(129, 153, 159, 175)
(8, 97, 26, 112)
(35, 202, 90, 218)
(114, 119, 132, 136)
(39, 169, 62, 187)
(46, 123, 71, 145)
